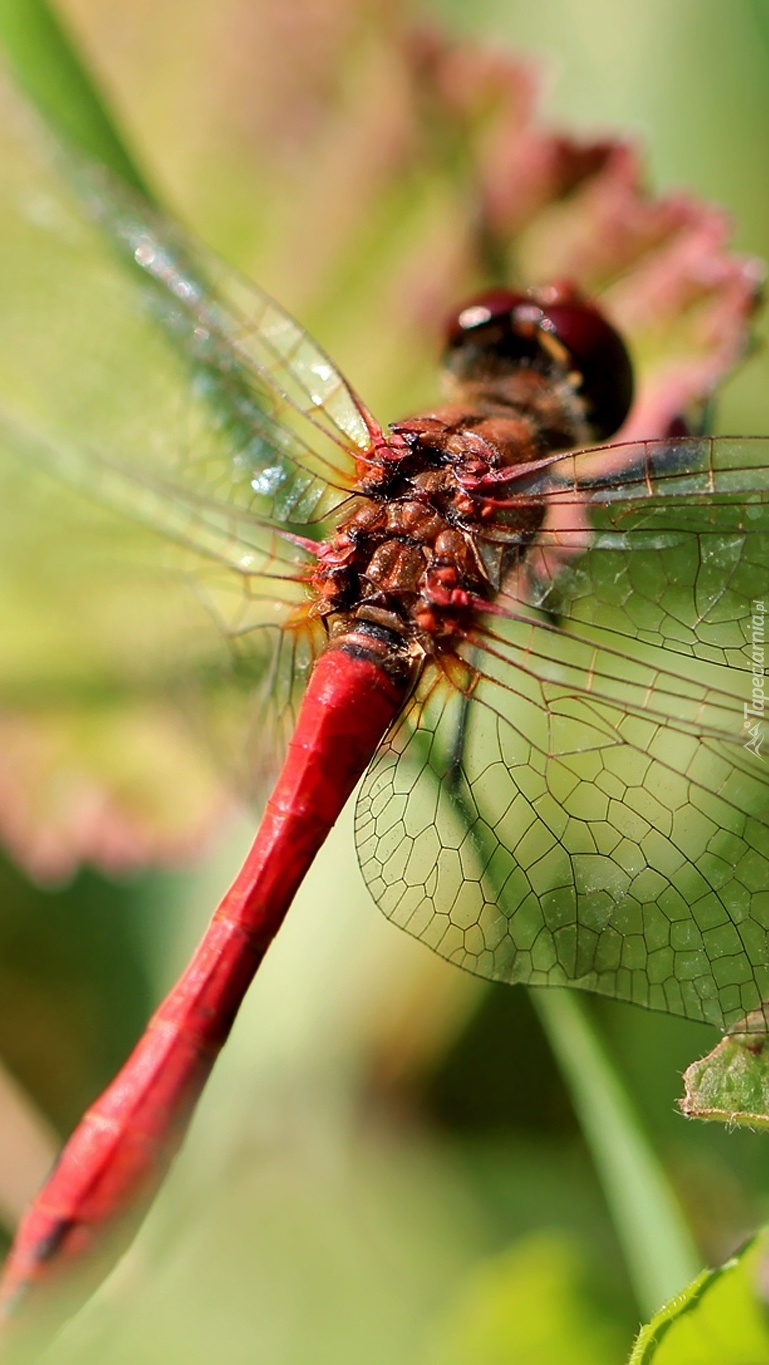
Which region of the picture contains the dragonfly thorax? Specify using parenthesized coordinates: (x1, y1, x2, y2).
(312, 285, 633, 667)
(312, 392, 576, 657)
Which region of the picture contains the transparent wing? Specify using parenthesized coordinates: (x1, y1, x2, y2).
(510, 435, 769, 668)
(0, 77, 382, 826)
(356, 436, 769, 1030)
(76, 159, 374, 523)
(0, 84, 371, 529)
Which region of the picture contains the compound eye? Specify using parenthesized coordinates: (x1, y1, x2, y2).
(443, 283, 634, 439)
(444, 289, 530, 348)
(542, 297, 634, 439)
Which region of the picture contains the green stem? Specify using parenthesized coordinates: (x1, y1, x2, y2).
(531, 987, 701, 1318)
(0, 0, 154, 199)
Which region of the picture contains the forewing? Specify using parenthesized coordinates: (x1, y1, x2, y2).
(517, 436, 769, 669)
(356, 436, 769, 1030)
(0, 79, 378, 852)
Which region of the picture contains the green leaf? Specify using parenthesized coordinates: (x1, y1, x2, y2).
(680, 1019, 769, 1127)
(629, 1231, 769, 1363)
(425, 1233, 625, 1365)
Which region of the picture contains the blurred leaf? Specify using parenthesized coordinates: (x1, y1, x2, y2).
(629, 1231, 769, 1363)
(0, 851, 164, 1131)
(424, 1232, 625, 1365)
(681, 1022, 769, 1128)
(0, 1054, 56, 1232)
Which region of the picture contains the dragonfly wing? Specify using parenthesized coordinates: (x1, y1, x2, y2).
(0, 78, 379, 839)
(71, 163, 373, 525)
(356, 436, 769, 1030)
(0, 78, 371, 526)
(513, 435, 769, 668)
(0, 436, 324, 873)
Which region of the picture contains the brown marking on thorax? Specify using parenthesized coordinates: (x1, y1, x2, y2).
(311, 368, 590, 661)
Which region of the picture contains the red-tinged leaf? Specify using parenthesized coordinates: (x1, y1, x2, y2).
(0, 709, 233, 883)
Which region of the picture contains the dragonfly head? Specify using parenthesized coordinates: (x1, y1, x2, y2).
(442, 281, 634, 440)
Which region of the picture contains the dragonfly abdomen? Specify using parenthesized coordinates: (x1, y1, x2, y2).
(0, 637, 410, 1331)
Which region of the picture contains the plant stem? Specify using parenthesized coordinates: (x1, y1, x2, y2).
(531, 987, 701, 1318)
(0, 0, 154, 198)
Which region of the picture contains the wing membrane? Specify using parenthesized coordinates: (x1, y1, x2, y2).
(357, 435, 769, 1029)
(509, 436, 769, 669)
(0, 78, 370, 808)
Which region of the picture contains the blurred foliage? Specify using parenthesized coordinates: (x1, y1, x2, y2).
(1, 1, 769, 1362)
(0, 855, 156, 1131)
(426, 1232, 626, 1364)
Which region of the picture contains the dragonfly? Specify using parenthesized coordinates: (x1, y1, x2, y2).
(0, 151, 767, 1333)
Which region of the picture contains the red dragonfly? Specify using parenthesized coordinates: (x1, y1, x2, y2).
(0, 164, 767, 1331)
